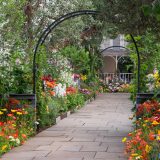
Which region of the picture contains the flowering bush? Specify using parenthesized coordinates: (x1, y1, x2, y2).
(107, 82, 131, 93)
(66, 93, 85, 111)
(136, 100, 159, 117)
(42, 75, 57, 96)
(0, 98, 35, 156)
(146, 70, 160, 92)
(123, 100, 160, 160)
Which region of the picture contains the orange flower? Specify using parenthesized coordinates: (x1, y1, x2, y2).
(21, 134, 27, 139)
(13, 133, 18, 138)
(46, 81, 56, 88)
(148, 132, 155, 141)
(152, 120, 159, 126)
(49, 90, 55, 96)
(0, 132, 4, 137)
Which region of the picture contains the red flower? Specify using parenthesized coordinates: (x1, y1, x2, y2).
(66, 86, 77, 94)
(13, 133, 18, 138)
(0, 122, 4, 126)
(136, 100, 160, 116)
(9, 98, 20, 105)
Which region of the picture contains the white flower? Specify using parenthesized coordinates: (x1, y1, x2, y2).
(15, 138, 20, 144)
(9, 136, 14, 139)
(35, 121, 39, 125)
(9, 136, 16, 142)
(55, 83, 66, 97)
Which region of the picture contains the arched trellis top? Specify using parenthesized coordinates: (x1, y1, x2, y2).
(100, 45, 130, 54)
(33, 10, 140, 94)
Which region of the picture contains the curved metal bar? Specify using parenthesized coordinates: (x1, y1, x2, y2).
(33, 10, 100, 94)
(130, 34, 140, 93)
(100, 45, 129, 54)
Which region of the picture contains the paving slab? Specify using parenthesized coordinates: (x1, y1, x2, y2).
(1, 93, 133, 160)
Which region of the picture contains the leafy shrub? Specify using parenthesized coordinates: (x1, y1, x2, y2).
(66, 93, 85, 111)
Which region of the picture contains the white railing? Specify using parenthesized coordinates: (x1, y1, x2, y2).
(101, 73, 134, 84)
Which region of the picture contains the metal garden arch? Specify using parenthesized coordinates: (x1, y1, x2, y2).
(33, 10, 141, 94)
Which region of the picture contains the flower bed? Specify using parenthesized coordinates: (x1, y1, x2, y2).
(0, 93, 96, 156)
(0, 98, 35, 156)
(123, 100, 160, 160)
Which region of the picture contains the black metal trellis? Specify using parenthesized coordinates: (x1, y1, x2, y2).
(33, 10, 99, 94)
(130, 34, 141, 93)
(33, 10, 141, 94)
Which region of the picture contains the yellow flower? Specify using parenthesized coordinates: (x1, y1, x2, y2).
(156, 130, 160, 141)
(152, 120, 159, 125)
(154, 71, 159, 79)
(1, 108, 7, 111)
(80, 74, 87, 81)
(0, 111, 4, 115)
(131, 153, 139, 157)
(2, 145, 7, 151)
(142, 124, 146, 127)
(144, 120, 149, 123)
(122, 137, 127, 143)
(11, 109, 17, 113)
(16, 112, 22, 115)
(145, 145, 152, 153)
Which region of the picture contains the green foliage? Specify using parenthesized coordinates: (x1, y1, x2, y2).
(37, 95, 58, 128)
(142, 1, 160, 21)
(92, 0, 157, 35)
(60, 46, 90, 74)
(126, 30, 160, 102)
(0, 50, 32, 94)
(66, 93, 85, 111)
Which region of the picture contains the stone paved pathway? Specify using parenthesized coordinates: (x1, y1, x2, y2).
(2, 93, 133, 160)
